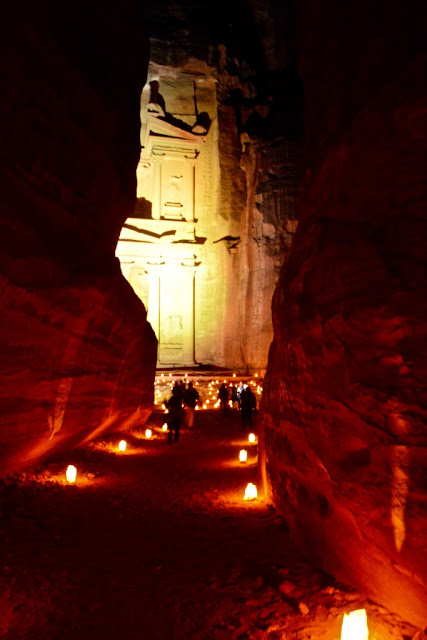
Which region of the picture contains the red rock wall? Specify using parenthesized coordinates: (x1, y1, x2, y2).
(0, 1, 157, 475)
(260, 0, 426, 627)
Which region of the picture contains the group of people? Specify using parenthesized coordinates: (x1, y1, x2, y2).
(166, 380, 200, 444)
(218, 382, 257, 429)
(166, 378, 258, 443)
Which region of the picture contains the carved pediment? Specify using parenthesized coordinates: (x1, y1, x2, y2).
(143, 115, 206, 159)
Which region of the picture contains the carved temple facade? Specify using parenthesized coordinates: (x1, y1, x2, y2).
(116, 64, 229, 367)
(116, 62, 300, 370)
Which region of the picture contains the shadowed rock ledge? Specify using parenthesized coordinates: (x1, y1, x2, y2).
(0, 0, 157, 475)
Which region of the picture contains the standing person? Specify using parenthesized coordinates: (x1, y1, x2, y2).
(218, 383, 229, 416)
(237, 382, 245, 406)
(231, 385, 239, 410)
(166, 385, 184, 443)
(183, 381, 199, 428)
(178, 379, 187, 399)
(240, 385, 257, 430)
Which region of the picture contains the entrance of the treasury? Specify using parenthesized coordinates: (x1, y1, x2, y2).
(120, 255, 197, 367)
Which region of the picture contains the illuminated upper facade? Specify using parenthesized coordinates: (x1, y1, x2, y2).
(116, 62, 237, 367)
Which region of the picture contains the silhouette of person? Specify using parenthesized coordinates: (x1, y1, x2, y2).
(231, 385, 239, 410)
(240, 386, 257, 430)
(166, 386, 184, 443)
(183, 381, 199, 428)
(218, 383, 229, 416)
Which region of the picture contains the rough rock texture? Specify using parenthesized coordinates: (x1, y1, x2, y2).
(260, 0, 427, 627)
(229, 139, 301, 372)
(0, 1, 157, 475)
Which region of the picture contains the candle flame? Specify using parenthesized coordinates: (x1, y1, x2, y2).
(145, 428, 152, 439)
(244, 482, 257, 500)
(118, 440, 127, 452)
(162, 423, 168, 431)
(66, 465, 77, 483)
(239, 449, 248, 463)
(248, 433, 256, 443)
(341, 609, 369, 640)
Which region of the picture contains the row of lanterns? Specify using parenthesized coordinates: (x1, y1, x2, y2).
(155, 375, 263, 407)
(241, 432, 258, 501)
(63, 425, 371, 638)
(65, 429, 157, 483)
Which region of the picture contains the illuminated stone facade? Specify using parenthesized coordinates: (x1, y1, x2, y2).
(116, 63, 234, 366)
(116, 61, 300, 369)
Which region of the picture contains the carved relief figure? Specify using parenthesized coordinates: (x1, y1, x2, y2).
(161, 314, 183, 345)
(166, 175, 183, 204)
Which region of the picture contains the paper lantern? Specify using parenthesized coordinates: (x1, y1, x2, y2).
(248, 433, 256, 443)
(244, 483, 257, 501)
(145, 428, 152, 439)
(66, 465, 77, 483)
(162, 423, 168, 431)
(239, 449, 248, 463)
(341, 609, 369, 640)
(118, 440, 127, 452)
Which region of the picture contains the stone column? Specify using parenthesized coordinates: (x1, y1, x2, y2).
(181, 264, 196, 365)
(146, 264, 161, 356)
(152, 159, 162, 219)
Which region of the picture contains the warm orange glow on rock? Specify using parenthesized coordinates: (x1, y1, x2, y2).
(244, 482, 257, 500)
(248, 433, 256, 443)
(145, 428, 152, 439)
(239, 449, 248, 463)
(66, 465, 77, 483)
(341, 609, 369, 640)
(118, 440, 127, 452)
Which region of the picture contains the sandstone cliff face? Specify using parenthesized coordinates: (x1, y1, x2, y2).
(260, 0, 427, 627)
(0, 1, 157, 475)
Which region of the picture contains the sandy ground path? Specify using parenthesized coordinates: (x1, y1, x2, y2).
(0, 411, 417, 640)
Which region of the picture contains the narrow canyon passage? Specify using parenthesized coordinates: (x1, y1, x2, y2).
(0, 409, 417, 640)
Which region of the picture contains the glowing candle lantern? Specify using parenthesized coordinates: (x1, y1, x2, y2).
(203, 404, 207, 409)
(162, 423, 168, 432)
(244, 482, 257, 500)
(239, 449, 248, 463)
(248, 433, 256, 443)
(195, 405, 199, 410)
(145, 428, 152, 439)
(66, 465, 77, 483)
(118, 440, 127, 452)
(233, 373, 236, 377)
(341, 609, 369, 640)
